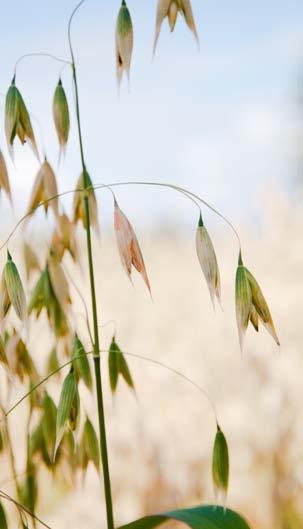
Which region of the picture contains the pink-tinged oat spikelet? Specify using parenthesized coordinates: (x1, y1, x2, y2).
(153, 0, 199, 55)
(114, 199, 151, 292)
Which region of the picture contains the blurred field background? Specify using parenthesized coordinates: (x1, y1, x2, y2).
(0, 188, 302, 529)
(0, 0, 303, 528)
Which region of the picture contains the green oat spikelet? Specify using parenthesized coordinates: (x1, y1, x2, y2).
(0, 501, 8, 529)
(212, 424, 229, 506)
(79, 416, 100, 473)
(116, 0, 134, 87)
(196, 213, 221, 309)
(235, 252, 280, 349)
(108, 336, 134, 393)
(5, 77, 39, 160)
(235, 252, 252, 351)
(72, 334, 92, 390)
(73, 171, 100, 235)
(53, 78, 70, 155)
(54, 369, 79, 459)
(2, 251, 26, 321)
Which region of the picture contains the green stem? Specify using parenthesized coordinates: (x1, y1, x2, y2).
(68, 4, 115, 527)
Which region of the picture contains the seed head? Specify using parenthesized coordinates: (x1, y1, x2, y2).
(27, 159, 59, 218)
(53, 78, 70, 155)
(212, 425, 229, 506)
(235, 252, 280, 349)
(73, 171, 100, 235)
(116, 0, 134, 87)
(196, 213, 221, 309)
(5, 78, 39, 160)
(2, 251, 27, 321)
(114, 199, 151, 292)
(153, 0, 199, 55)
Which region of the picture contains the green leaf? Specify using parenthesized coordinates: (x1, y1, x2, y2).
(41, 393, 57, 459)
(118, 505, 251, 529)
(0, 501, 8, 529)
(54, 370, 78, 459)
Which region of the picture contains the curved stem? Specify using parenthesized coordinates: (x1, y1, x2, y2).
(3, 348, 218, 429)
(14, 53, 71, 77)
(0, 180, 241, 254)
(0, 489, 51, 529)
(68, 3, 115, 529)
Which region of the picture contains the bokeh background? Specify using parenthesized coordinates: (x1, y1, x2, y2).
(0, 1, 303, 528)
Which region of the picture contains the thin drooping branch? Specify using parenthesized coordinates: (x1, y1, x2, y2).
(0, 489, 52, 529)
(14, 52, 71, 77)
(2, 348, 218, 427)
(0, 181, 242, 253)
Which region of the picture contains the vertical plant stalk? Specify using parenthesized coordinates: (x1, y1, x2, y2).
(68, 4, 115, 529)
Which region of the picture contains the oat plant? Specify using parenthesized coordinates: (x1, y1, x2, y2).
(0, 1, 280, 528)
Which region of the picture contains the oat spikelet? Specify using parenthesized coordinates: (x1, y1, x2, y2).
(116, 0, 134, 87)
(235, 253, 252, 351)
(5, 77, 39, 160)
(27, 159, 59, 217)
(245, 267, 280, 346)
(53, 78, 70, 156)
(73, 172, 100, 235)
(212, 425, 229, 506)
(196, 214, 221, 309)
(3, 251, 27, 321)
(23, 242, 40, 280)
(153, 0, 199, 55)
(48, 252, 71, 311)
(114, 199, 151, 292)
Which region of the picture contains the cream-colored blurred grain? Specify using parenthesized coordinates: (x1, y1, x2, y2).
(1, 190, 302, 529)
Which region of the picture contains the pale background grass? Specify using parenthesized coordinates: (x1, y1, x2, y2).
(1, 189, 302, 529)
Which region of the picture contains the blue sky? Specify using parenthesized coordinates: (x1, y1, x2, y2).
(0, 0, 302, 232)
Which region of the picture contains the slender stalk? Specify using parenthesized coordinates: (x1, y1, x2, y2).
(68, 3, 115, 528)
